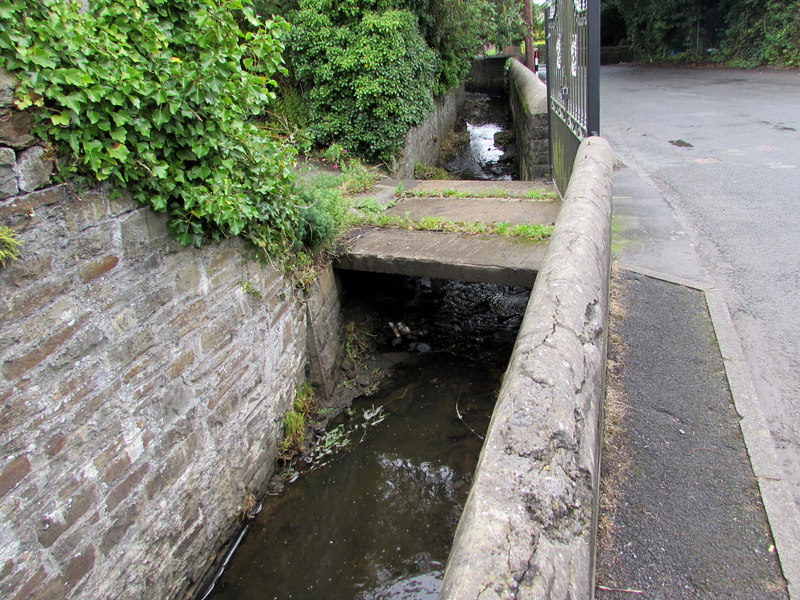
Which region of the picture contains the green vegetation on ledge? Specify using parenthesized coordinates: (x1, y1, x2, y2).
(0, 226, 22, 266)
(0, 0, 300, 254)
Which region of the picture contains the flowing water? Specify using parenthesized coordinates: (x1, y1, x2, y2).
(205, 274, 529, 600)
(439, 92, 517, 180)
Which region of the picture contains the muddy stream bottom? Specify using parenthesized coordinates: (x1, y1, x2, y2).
(207, 275, 528, 600)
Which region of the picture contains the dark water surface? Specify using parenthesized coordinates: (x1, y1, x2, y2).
(208, 275, 529, 600)
(211, 354, 497, 600)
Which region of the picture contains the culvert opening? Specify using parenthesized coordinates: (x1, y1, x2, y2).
(202, 272, 531, 600)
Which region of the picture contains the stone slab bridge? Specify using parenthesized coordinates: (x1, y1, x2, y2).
(335, 179, 559, 287)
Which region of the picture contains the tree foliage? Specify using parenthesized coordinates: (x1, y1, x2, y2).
(0, 0, 301, 252)
(286, 0, 493, 162)
(604, 0, 800, 66)
(289, 0, 436, 162)
(719, 0, 800, 66)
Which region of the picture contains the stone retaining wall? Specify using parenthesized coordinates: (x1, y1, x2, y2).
(508, 58, 550, 180)
(440, 137, 615, 600)
(390, 84, 465, 179)
(0, 71, 342, 599)
(465, 55, 518, 93)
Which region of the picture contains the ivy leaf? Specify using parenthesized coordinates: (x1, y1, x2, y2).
(110, 127, 127, 143)
(50, 112, 71, 126)
(152, 195, 167, 212)
(28, 46, 56, 68)
(151, 106, 169, 126)
(60, 92, 84, 113)
(85, 85, 108, 102)
(108, 143, 130, 162)
(62, 69, 92, 86)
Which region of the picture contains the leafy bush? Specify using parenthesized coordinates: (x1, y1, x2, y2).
(293, 174, 351, 250)
(0, 0, 301, 253)
(408, 0, 492, 95)
(719, 0, 800, 66)
(605, 0, 800, 66)
(290, 0, 436, 162)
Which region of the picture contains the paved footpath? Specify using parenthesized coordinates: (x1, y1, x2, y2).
(597, 165, 796, 598)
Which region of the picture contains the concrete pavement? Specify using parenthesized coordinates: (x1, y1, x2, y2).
(600, 162, 799, 597)
(337, 179, 557, 287)
(602, 65, 800, 518)
(601, 65, 800, 597)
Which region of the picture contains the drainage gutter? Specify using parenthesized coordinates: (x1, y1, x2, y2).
(440, 137, 615, 600)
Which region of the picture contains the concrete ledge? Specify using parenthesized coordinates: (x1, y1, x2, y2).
(440, 137, 615, 599)
(508, 59, 547, 114)
(336, 228, 546, 287)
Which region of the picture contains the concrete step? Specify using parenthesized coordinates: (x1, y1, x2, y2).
(405, 179, 555, 197)
(337, 178, 557, 286)
(336, 228, 547, 287)
(387, 196, 559, 226)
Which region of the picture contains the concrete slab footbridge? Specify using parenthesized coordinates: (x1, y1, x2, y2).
(335, 179, 560, 287)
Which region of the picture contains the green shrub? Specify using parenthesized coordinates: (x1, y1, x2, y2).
(413, 162, 451, 180)
(409, 0, 492, 95)
(0, 0, 301, 253)
(720, 0, 800, 66)
(294, 175, 350, 250)
(289, 1, 436, 162)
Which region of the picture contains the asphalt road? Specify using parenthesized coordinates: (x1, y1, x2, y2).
(601, 65, 800, 516)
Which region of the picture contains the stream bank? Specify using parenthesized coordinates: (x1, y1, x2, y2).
(436, 92, 517, 181)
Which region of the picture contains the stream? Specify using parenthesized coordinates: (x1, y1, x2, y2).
(204, 274, 529, 599)
(438, 92, 517, 180)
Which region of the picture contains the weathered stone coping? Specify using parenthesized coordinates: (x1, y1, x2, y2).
(508, 58, 547, 114)
(507, 58, 549, 180)
(440, 136, 615, 600)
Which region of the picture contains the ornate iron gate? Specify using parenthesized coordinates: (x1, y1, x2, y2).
(544, 0, 600, 194)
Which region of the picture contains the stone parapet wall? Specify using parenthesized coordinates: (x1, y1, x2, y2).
(305, 266, 343, 401)
(440, 137, 615, 600)
(507, 58, 550, 180)
(0, 69, 341, 599)
(465, 55, 518, 93)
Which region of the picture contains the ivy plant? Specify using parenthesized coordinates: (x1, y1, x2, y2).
(289, 0, 437, 162)
(0, 0, 301, 252)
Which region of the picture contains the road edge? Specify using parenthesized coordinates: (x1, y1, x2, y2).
(618, 262, 800, 599)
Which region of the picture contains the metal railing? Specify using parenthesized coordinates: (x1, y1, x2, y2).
(545, 0, 600, 192)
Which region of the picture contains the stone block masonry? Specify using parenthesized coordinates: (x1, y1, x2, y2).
(0, 72, 342, 597)
(465, 55, 517, 93)
(390, 84, 466, 179)
(0, 183, 314, 599)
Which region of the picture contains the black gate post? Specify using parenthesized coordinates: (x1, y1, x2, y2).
(587, 0, 600, 136)
(545, 0, 601, 194)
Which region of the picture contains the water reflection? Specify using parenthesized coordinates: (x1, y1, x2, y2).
(206, 276, 527, 600)
(208, 355, 503, 600)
